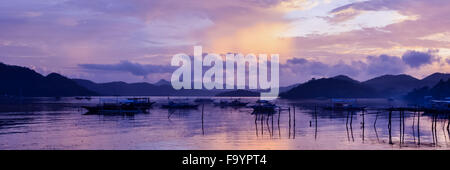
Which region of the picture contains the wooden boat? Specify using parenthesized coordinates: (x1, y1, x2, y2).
(82, 97, 154, 115)
(75, 96, 92, 100)
(82, 104, 145, 115)
(161, 101, 199, 109)
(214, 99, 248, 107)
(423, 99, 450, 113)
(126, 98, 156, 108)
(323, 99, 366, 111)
(250, 100, 277, 112)
(194, 98, 214, 103)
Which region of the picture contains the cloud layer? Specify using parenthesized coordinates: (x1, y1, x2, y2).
(79, 61, 175, 77)
(0, 0, 449, 85)
(281, 50, 443, 85)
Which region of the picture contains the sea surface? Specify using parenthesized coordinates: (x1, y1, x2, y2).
(0, 97, 449, 150)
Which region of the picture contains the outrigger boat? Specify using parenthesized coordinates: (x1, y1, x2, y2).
(214, 99, 248, 107)
(323, 99, 366, 111)
(126, 98, 156, 108)
(194, 98, 214, 103)
(82, 97, 154, 115)
(423, 97, 450, 113)
(249, 100, 278, 113)
(75, 96, 92, 100)
(161, 100, 199, 109)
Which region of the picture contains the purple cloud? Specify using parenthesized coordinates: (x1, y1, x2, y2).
(78, 61, 175, 77)
(286, 58, 308, 64)
(282, 51, 433, 84)
(401, 50, 437, 68)
(281, 57, 365, 85)
(366, 54, 406, 76)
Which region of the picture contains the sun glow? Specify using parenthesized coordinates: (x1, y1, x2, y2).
(205, 22, 293, 60)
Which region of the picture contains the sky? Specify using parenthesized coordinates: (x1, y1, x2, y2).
(1, 0, 450, 86)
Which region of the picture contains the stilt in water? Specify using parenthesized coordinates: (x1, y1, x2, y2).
(374, 111, 379, 142)
(293, 106, 296, 139)
(346, 111, 350, 142)
(361, 110, 365, 143)
(431, 114, 434, 145)
(261, 114, 264, 136)
(431, 113, 435, 146)
(314, 106, 318, 140)
(266, 114, 271, 138)
(442, 115, 448, 143)
(435, 114, 438, 146)
(402, 110, 405, 143)
(201, 104, 205, 135)
(447, 115, 450, 140)
(349, 111, 354, 142)
(288, 107, 291, 139)
(412, 110, 416, 144)
(433, 113, 438, 146)
(271, 114, 274, 139)
(255, 114, 258, 137)
(278, 107, 281, 138)
(417, 111, 421, 146)
(388, 110, 393, 145)
(398, 110, 403, 147)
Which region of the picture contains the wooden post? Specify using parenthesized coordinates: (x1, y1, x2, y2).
(288, 107, 291, 139)
(446, 115, 450, 141)
(278, 107, 281, 138)
(388, 110, 393, 145)
(399, 110, 402, 145)
(433, 114, 438, 146)
(402, 110, 405, 143)
(431, 113, 435, 145)
(255, 114, 258, 137)
(373, 112, 379, 142)
(417, 110, 421, 145)
(346, 111, 350, 142)
(261, 114, 264, 136)
(412, 110, 416, 144)
(201, 104, 204, 135)
(271, 114, 274, 138)
(447, 115, 450, 134)
(349, 110, 353, 142)
(314, 105, 318, 140)
(293, 105, 296, 139)
(362, 110, 365, 143)
(266, 114, 271, 138)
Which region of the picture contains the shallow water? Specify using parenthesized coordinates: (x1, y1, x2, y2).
(0, 97, 449, 150)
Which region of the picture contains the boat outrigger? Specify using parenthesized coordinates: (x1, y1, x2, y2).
(161, 100, 199, 109)
(82, 97, 155, 115)
(214, 99, 248, 107)
(323, 99, 366, 111)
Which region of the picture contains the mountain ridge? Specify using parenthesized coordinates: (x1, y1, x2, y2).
(0, 62, 96, 97)
(1, 62, 448, 98)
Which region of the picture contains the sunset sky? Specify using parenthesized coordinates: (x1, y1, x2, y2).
(1, 0, 450, 86)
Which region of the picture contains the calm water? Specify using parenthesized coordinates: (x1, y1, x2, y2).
(0, 97, 449, 150)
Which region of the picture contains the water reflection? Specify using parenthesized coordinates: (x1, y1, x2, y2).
(0, 97, 449, 149)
